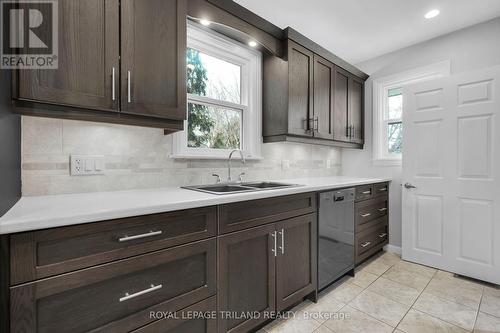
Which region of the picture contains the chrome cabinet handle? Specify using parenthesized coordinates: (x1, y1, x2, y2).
(378, 207, 387, 212)
(362, 190, 371, 195)
(127, 70, 132, 103)
(112, 67, 116, 101)
(361, 213, 371, 218)
(361, 241, 371, 248)
(271, 231, 277, 257)
(379, 187, 387, 192)
(119, 284, 162, 302)
(118, 230, 162, 242)
(404, 183, 417, 189)
(378, 233, 387, 238)
(278, 229, 285, 255)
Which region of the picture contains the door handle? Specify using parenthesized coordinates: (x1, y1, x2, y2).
(404, 183, 417, 189)
(278, 229, 285, 255)
(127, 70, 132, 103)
(271, 231, 277, 257)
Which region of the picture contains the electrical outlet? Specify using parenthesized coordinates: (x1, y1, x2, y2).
(70, 155, 105, 176)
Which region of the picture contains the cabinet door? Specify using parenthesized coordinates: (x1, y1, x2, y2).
(218, 224, 276, 333)
(276, 214, 317, 311)
(349, 77, 364, 144)
(313, 55, 335, 140)
(17, 0, 119, 111)
(333, 67, 350, 142)
(121, 0, 187, 120)
(288, 40, 314, 137)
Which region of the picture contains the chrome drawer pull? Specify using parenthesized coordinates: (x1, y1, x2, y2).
(119, 284, 162, 302)
(379, 233, 387, 238)
(362, 190, 371, 194)
(361, 241, 372, 248)
(361, 213, 371, 218)
(378, 207, 387, 212)
(379, 188, 387, 192)
(118, 230, 162, 242)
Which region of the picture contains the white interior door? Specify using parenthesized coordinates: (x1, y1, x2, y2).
(402, 66, 500, 284)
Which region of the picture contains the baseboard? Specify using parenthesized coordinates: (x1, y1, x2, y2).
(383, 244, 402, 255)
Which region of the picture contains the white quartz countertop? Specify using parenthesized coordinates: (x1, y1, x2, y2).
(0, 176, 390, 234)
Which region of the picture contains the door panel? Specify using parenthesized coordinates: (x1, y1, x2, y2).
(313, 55, 334, 140)
(218, 224, 276, 333)
(276, 214, 317, 311)
(121, 0, 186, 119)
(350, 77, 364, 144)
(402, 66, 500, 284)
(333, 68, 350, 142)
(18, 0, 119, 111)
(288, 40, 314, 137)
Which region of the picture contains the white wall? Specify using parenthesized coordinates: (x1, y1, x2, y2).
(343, 17, 500, 248)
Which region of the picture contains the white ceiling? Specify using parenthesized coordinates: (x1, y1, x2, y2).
(234, 0, 500, 64)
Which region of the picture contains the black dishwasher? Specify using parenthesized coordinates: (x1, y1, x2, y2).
(318, 188, 355, 290)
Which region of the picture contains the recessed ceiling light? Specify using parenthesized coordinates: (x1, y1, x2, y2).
(425, 9, 440, 19)
(200, 19, 211, 26)
(248, 41, 257, 47)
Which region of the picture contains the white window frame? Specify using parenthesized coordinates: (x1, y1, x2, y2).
(372, 60, 451, 166)
(172, 22, 262, 160)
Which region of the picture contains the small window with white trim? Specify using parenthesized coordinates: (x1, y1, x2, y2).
(172, 22, 262, 159)
(385, 87, 403, 155)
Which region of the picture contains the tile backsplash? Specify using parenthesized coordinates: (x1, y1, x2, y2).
(21, 116, 342, 196)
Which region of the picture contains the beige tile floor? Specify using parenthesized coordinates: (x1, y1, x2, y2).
(261, 251, 500, 333)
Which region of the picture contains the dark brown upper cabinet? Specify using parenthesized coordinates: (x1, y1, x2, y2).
(13, 0, 186, 131)
(313, 55, 335, 140)
(263, 36, 366, 148)
(288, 41, 314, 137)
(120, 0, 186, 120)
(17, 0, 120, 112)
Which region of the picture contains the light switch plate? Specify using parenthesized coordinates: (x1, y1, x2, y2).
(70, 155, 105, 176)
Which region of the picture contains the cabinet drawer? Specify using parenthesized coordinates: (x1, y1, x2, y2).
(355, 185, 374, 201)
(373, 182, 389, 197)
(10, 207, 217, 285)
(10, 239, 216, 333)
(132, 296, 217, 333)
(356, 224, 388, 256)
(355, 196, 388, 228)
(219, 193, 316, 234)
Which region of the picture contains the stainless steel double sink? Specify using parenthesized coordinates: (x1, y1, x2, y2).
(182, 181, 301, 195)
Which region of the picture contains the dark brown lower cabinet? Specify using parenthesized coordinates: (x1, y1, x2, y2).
(132, 296, 217, 333)
(10, 239, 216, 333)
(218, 224, 276, 333)
(218, 214, 318, 333)
(276, 214, 317, 311)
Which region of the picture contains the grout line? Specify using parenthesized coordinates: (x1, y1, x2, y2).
(392, 266, 437, 331)
(472, 287, 485, 331)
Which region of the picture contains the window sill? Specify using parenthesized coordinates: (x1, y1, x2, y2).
(372, 158, 402, 167)
(169, 154, 264, 161)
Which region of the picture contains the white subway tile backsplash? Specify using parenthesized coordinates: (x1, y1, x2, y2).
(21, 116, 342, 196)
